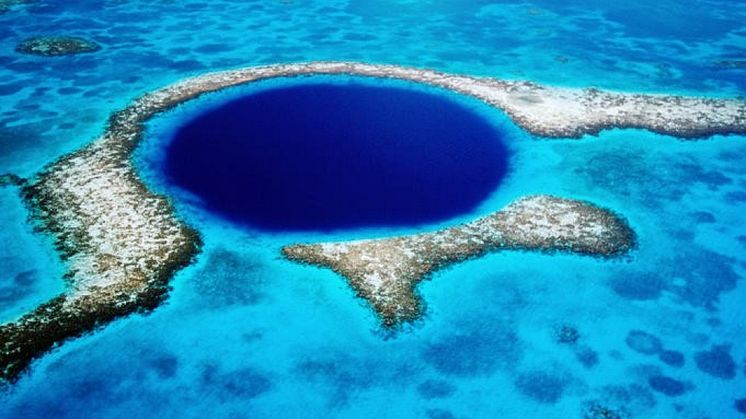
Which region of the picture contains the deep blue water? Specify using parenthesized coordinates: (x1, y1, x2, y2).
(1, 1, 746, 418)
(165, 82, 510, 231)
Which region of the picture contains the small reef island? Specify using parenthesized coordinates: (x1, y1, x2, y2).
(284, 195, 635, 326)
(1, 62, 745, 382)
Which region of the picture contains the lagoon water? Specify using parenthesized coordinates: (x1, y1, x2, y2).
(1, 1, 746, 418)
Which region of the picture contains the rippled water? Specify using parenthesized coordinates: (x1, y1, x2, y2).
(1, 1, 745, 418)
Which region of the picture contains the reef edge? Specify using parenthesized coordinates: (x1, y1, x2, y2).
(283, 195, 636, 326)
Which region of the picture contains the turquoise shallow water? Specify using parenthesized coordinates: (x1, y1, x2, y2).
(1, 1, 746, 418)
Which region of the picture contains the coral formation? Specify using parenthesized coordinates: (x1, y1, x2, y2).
(583, 402, 630, 419)
(284, 195, 635, 326)
(15, 36, 101, 56)
(647, 375, 690, 397)
(694, 344, 737, 379)
(0, 173, 25, 187)
(555, 325, 581, 344)
(659, 350, 685, 368)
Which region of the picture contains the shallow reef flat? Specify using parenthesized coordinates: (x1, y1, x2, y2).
(105, 61, 746, 140)
(1, 61, 744, 382)
(49, 61, 744, 143)
(0, 139, 201, 382)
(283, 195, 635, 326)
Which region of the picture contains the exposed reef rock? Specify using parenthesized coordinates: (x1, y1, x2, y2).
(0, 73, 206, 382)
(283, 195, 635, 326)
(15, 36, 101, 56)
(107, 62, 746, 139)
(0, 141, 201, 381)
(1, 61, 741, 382)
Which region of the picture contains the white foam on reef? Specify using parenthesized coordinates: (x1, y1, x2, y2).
(1, 61, 744, 382)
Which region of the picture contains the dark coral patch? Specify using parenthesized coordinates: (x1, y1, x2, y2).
(0, 173, 25, 187)
(576, 346, 600, 368)
(694, 344, 737, 379)
(426, 409, 459, 419)
(610, 247, 741, 307)
(422, 322, 521, 376)
(647, 375, 690, 397)
(670, 249, 739, 309)
(571, 148, 731, 208)
(625, 330, 663, 355)
(735, 398, 746, 414)
(690, 211, 716, 224)
(514, 370, 569, 404)
(200, 364, 272, 400)
(610, 272, 665, 301)
(147, 353, 179, 379)
(0, 270, 38, 304)
(725, 191, 746, 204)
(191, 249, 267, 308)
(555, 324, 580, 344)
(297, 356, 378, 405)
(295, 351, 416, 407)
(15, 36, 101, 56)
(583, 402, 630, 419)
(598, 383, 656, 413)
(659, 350, 685, 368)
(0, 83, 24, 96)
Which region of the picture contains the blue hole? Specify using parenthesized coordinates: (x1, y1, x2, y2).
(164, 81, 511, 231)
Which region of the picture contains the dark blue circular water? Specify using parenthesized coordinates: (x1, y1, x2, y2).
(164, 81, 510, 231)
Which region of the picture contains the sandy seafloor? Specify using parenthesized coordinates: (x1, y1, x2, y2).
(1, 1, 746, 418)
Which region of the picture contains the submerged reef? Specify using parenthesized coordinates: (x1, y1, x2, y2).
(583, 402, 630, 419)
(284, 195, 635, 326)
(713, 60, 746, 70)
(15, 36, 101, 56)
(0, 0, 30, 14)
(1, 61, 743, 382)
(0, 173, 25, 187)
(555, 325, 581, 345)
(694, 344, 737, 379)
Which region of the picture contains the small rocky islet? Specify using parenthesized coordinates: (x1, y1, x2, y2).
(1, 62, 745, 382)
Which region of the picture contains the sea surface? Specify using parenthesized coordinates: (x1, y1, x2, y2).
(1, 1, 746, 418)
